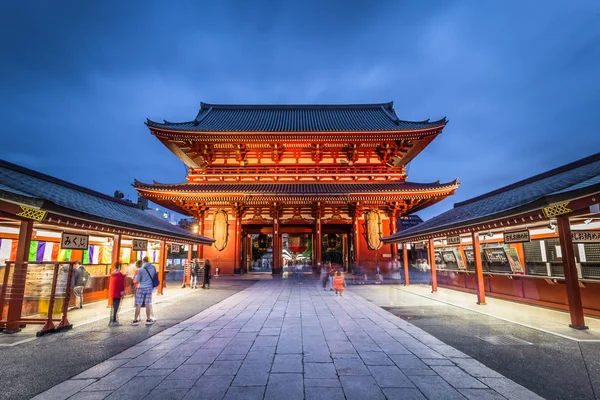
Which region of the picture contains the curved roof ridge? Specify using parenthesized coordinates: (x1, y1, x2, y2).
(196, 102, 393, 110)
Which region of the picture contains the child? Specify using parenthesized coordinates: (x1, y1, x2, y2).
(109, 262, 126, 326)
(333, 271, 346, 296)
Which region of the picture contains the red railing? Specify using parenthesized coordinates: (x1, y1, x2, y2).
(0, 261, 74, 336)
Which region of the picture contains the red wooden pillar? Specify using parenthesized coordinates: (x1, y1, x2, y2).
(390, 217, 398, 261)
(185, 245, 192, 287)
(198, 213, 205, 259)
(273, 218, 280, 274)
(158, 240, 166, 295)
(315, 216, 322, 269)
(471, 232, 487, 305)
(557, 216, 587, 329)
(403, 243, 409, 286)
(352, 215, 360, 268)
(428, 238, 438, 293)
(107, 233, 122, 307)
(5, 220, 34, 332)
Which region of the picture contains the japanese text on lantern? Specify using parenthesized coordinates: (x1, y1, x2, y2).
(61, 232, 89, 250)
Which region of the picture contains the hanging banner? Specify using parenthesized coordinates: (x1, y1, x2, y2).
(132, 239, 148, 251)
(447, 236, 461, 245)
(61, 232, 89, 250)
(571, 230, 600, 243)
(503, 230, 530, 244)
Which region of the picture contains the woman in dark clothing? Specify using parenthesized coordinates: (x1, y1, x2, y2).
(202, 259, 211, 289)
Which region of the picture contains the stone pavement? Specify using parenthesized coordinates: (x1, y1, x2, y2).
(34, 280, 545, 400)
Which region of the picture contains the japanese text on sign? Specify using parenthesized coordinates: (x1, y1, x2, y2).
(132, 239, 148, 251)
(571, 230, 600, 243)
(171, 244, 180, 253)
(447, 236, 461, 245)
(503, 230, 530, 244)
(61, 232, 89, 250)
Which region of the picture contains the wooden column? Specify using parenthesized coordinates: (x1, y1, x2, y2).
(403, 243, 409, 286)
(390, 215, 398, 261)
(185, 244, 192, 287)
(557, 216, 588, 329)
(428, 238, 438, 293)
(158, 240, 166, 295)
(349, 203, 361, 268)
(270, 202, 282, 274)
(313, 202, 323, 270)
(5, 220, 34, 332)
(198, 212, 205, 259)
(471, 232, 487, 305)
(107, 233, 122, 307)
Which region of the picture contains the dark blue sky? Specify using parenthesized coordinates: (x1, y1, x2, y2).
(1, 1, 599, 220)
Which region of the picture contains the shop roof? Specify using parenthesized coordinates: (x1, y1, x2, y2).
(383, 152, 600, 243)
(0, 159, 213, 244)
(133, 180, 460, 195)
(146, 102, 447, 132)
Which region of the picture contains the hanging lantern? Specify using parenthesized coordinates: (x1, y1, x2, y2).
(324, 234, 340, 251)
(288, 235, 308, 253)
(255, 234, 272, 251)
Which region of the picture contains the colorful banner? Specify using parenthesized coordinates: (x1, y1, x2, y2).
(83, 245, 113, 265)
(58, 249, 72, 262)
(135, 250, 159, 263)
(0, 238, 18, 264)
(120, 248, 131, 264)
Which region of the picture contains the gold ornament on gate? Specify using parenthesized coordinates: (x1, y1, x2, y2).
(212, 210, 228, 251)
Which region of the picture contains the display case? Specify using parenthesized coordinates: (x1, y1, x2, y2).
(580, 243, 600, 280)
(482, 246, 511, 274)
(463, 246, 489, 272)
(523, 240, 548, 276)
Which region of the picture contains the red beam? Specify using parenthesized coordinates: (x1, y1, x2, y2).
(428, 239, 438, 293)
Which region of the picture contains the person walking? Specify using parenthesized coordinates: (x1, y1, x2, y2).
(190, 259, 198, 289)
(333, 271, 346, 296)
(133, 257, 157, 326)
(320, 264, 328, 290)
(71, 261, 88, 309)
(328, 265, 335, 291)
(296, 261, 303, 284)
(202, 259, 211, 289)
(109, 262, 126, 326)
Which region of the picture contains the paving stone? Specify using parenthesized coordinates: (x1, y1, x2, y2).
(431, 365, 487, 389)
(122, 351, 170, 367)
(254, 335, 279, 347)
(110, 345, 153, 360)
(83, 367, 145, 392)
(389, 354, 428, 369)
(137, 368, 174, 378)
(359, 351, 394, 366)
(422, 358, 455, 366)
(265, 373, 303, 400)
(272, 354, 303, 373)
(339, 375, 386, 400)
(217, 353, 247, 361)
(156, 379, 196, 390)
(304, 378, 341, 387)
(333, 358, 371, 375)
(204, 360, 242, 376)
(305, 386, 346, 400)
(166, 364, 210, 380)
(73, 359, 130, 379)
(259, 327, 281, 335)
(31, 379, 97, 400)
(381, 388, 427, 400)
(103, 376, 162, 400)
(378, 341, 411, 355)
(186, 375, 234, 400)
(459, 388, 507, 400)
(68, 391, 113, 400)
(401, 368, 438, 376)
(223, 386, 265, 399)
(408, 375, 467, 400)
(369, 365, 415, 388)
(149, 357, 189, 370)
(479, 377, 545, 400)
(304, 362, 338, 379)
(303, 352, 332, 363)
(450, 357, 504, 378)
(231, 363, 271, 386)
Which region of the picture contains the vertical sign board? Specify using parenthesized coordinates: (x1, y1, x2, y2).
(61, 232, 89, 250)
(504, 247, 524, 273)
(447, 236, 461, 245)
(132, 239, 148, 251)
(503, 230, 530, 244)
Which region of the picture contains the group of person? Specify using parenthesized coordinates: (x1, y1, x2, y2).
(189, 259, 211, 289)
(320, 263, 346, 296)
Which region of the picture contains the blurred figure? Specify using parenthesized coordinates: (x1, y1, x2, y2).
(333, 271, 346, 296)
(109, 262, 125, 326)
(202, 259, 211, 289)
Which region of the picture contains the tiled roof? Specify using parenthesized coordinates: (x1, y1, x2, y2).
(0, 160, 213, 244)
(383, 152, 600, 242)
(134, 180, 460, 195)
(146, 102, 447, 132)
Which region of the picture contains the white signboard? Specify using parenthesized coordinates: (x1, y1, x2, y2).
(171, 244, 180, 253)
(132, 239, 148, 251)
(414, 243, 425, 250)
(504, 230, 530, 244)
(571, 230, 600, 243)
(61, 232, 89, 250)
(447, 236, 461, 245)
